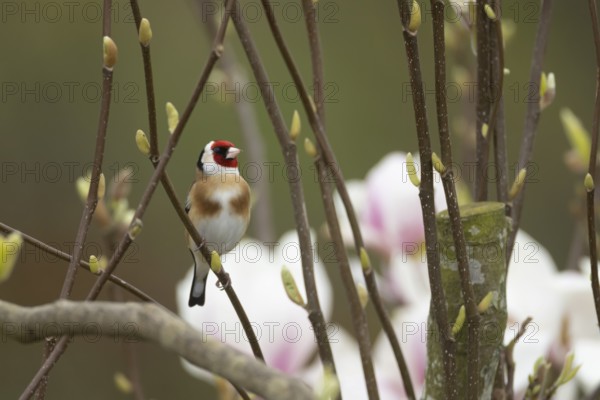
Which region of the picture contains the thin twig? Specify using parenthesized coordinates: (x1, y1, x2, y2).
(196, 0, 275, 242)
(159, 173, 265, 362)
(300, 1, 380, 397)
(2, 301, 314, 400)
(19, 3, 238, 397)
(122, 0, 264, 361)
(256, 0, 414, 394)
(254, 10, 416, 394)
(396, 1, 457, 398)
(128, 0, 159, 159)
(566, 223, 585, 271)
(507, 0, 554, 263)
(586, 0, 600, 329)
(490, 0, 508, 203)
(35, 2, 114, 397)
(229, 0, 337, 373)
(128, 0, 264, 365)
(474, 0, 492, 201)
(253, 0, 365, 263)
(505, 317, 533, 400)
(429, 1, 479, 399)
(0, 222, 159, 305)
(110, 287, 145, 400)
(493, 351, 506, 400)
(58, 0, 113, 301)
(315, 157, 379, 399)
(300, 0, 326, 125)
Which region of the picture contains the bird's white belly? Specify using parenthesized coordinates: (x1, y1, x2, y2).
(194, 211, 247, 254)
(187, 185, 248, 255)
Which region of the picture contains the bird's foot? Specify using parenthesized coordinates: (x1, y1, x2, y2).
(191, 240, 206, 254)
(216, 273, 231, 290)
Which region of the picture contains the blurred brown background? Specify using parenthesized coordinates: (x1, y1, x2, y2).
(0, 0, 593, 398)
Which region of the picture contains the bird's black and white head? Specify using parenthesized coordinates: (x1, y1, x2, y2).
(197, 140, 241, 175)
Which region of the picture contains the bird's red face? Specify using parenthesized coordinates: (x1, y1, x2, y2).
(210, 140, 240, 168)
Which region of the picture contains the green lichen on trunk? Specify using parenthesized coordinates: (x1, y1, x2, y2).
(424, 202, 509, 399)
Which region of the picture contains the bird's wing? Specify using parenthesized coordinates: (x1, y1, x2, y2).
(185, 182, 194, 214)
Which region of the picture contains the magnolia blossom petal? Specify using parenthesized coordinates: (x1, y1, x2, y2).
(552, 260, 600, 394)
(333, 180, 371, 247)
(334, 152, 446, 258)
(177, 231, 333, 379)
(384, 251, 430, 305)
(551, 271, 597, 340)
(507, 230, 563, 330)
(303, 329, 370, 399)
(506, 230, 564, 393)
(305, 304, 429, 400)
(573, 339, 600, 394)
(504, 328, 556, 395)
(373, 302, 429, 399)
(364, 152, 446, 254)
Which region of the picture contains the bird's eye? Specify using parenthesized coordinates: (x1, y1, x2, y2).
(212, 147, 222, 154)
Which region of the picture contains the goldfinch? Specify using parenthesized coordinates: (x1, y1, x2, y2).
(185, 140, 251, 307)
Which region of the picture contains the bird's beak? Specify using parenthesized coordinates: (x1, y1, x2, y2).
(226, 147, 241, 159)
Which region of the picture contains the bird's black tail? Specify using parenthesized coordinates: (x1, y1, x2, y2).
(188, 270, 208, 307)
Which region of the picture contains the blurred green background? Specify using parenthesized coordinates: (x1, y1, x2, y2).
(0, 0, 594, 398)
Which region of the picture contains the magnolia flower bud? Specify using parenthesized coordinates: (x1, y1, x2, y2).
(76, 176, 90, 203)
(0, 232, 23, 283)
(585, 173, 595, 193)
(359, 247, 372, 273)
(138, 18, 153, 47)
(304, 138, 317, 158)
(452, 305, 466, 335)
(128, 218, 143, 240)
(97, 173, 106, 200)
(407, 0, 421, 35)
(166, 102, 179, 134)
(540, 72, 556, 110)
(432, 152, 446, 175)
(135, 129, 151, 156)
(509, 168, 527, 201)
(356, 283, 369, 309)
(281, 266, 306, 307)
(482, 123, 489, 139)
(484, 4, 497, 20)
(89, 255, 101, 275)
(210, 251, 222, 273)
(477, 291, 494, 313)
(560, 108, 591, 167)
(103, 36, 118, 69)
(406, 152, 421, 187)
(290, 110, 301, 141)
(114, 372, 133, 394)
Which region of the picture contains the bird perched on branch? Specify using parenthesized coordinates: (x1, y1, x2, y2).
(185, 140, 250, 307)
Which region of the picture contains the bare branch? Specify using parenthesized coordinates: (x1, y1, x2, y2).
(128, 0, 264, 362)
(396, 0, 457, 397)
(429, 2, 480, 399)
(35, 1, 116, 397)
(474, 0, 492, 201)
(1, 300, 314, 400)
(0, 222, 160, 306)
(507, 0, 554, 262)
(299, 0, 380, 397)
(505, 317, 533, 399)
(586, 0, 600, 329)
(489, 0, 508, 203)
(315, 156, 379, 399)
(229, 0, 337, 373)
(196, 0, 276, 242)
(20, 1, 238, 396)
